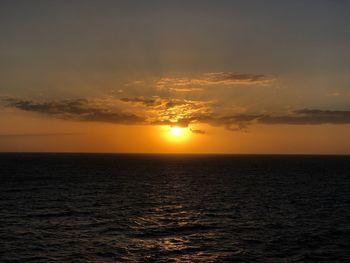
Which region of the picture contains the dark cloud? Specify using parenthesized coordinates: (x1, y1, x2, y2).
(120, 96, 203, 110)
(169, 87, 203, 92)
(201, 114, 261, 131)
(206, 109, 350, 130)
(190, 128, 206, 134)
(4, 98, 144, 124)
(149, 118, 194, 128)
(3, 97, 350, 131)
(156, 72, 273, 89)
(205, 72, 271, 84)
(260, 109, 350, 125)
(120, 97, 212, 127)
(120, 97, 158, 106)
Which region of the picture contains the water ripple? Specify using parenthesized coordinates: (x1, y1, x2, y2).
(0, 154, 349, 262)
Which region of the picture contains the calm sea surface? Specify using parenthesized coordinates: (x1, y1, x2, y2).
(0, 154, 349, 262)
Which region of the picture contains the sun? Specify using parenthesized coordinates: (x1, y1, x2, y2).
(163, 126, 190, 142)
(170, 127, 184, 137)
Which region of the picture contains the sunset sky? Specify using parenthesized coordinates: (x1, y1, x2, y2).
(1, 0, 350, 153)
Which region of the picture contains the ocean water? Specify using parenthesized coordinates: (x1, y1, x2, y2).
(0, 154, 349, 262)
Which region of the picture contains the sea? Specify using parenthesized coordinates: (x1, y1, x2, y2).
(0, 153, 349, 262)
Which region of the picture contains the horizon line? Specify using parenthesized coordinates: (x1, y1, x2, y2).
(0, 151, 349, 156)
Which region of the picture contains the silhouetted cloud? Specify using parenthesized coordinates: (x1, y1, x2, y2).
(156, 72, 273, 89)
(169, 87, 203, 92)
(4, 98, 144, 124)
(120, 96, 212, 126)
(3, 97, 350, 132)
(204, 109, 350, 131)
(150, 118, 194, 128)
(190, 128, 206, 134)
(120, 97, 158, 106)
(260, 109, 350, 125)
(202, 114, 262, 131)
(120, 96, 206, 109)
(206, 72, 272, 84)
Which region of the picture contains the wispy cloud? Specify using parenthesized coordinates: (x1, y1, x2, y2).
(156, 72, 273, 90)
(190, 128, 206, 134)
(169, 87, 203, 92)
(260, 109, 350, 125)
(120, 97, 158, 106)
(202, 109, 350, 131)
(3, 97, 350, 133)
(4, 98, 144, 124)
(120, 96, 213, 125)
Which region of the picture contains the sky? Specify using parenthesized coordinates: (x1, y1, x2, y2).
(1, 0, 350, 154)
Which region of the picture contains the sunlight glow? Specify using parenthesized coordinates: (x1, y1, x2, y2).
(170, 127, 184, 137)
(162, 126, 190, 143)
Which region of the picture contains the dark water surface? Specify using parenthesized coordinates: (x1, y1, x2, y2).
(0, 154, 349, 262)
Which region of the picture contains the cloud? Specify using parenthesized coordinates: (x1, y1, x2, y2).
(190, 128, 206, 134)
(203, 109, 350, 131)
(3, 96, 212, 128)
(206, 72, 272, 84)
(4, 98, 144, 124)
(202, 114, 262, 131)
(3, 97, 350, 132)
(120, 97, 158, 106)
(260, 109, 350, 125)
(156, 72, 273, 89)
(169, 87, 203, 92)
(120, 96, 213, 125)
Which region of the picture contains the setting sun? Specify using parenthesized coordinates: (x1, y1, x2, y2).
(170, 127, 184, 137)
(163, 126, 190, 143)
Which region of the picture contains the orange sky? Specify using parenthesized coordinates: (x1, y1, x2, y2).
(1, 109, 350, 154)
(1, 1, 350, 154)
